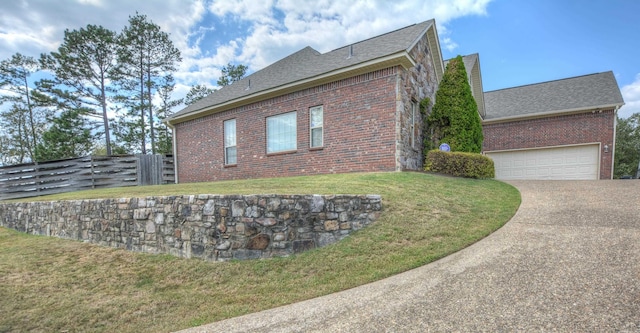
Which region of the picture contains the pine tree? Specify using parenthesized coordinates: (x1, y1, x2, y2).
(116, 13, 181, 154)
(184, 84, 214, 105)
(35, 109, 96, 161)
(0, 53, 49, 163)
(39, 25, 118, 155)
(155, 75, 181, 154)
(217, 63, 247, 86)
(427, 55, 483, 153)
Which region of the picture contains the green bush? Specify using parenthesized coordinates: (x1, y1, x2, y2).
(425, 150, 494, 179)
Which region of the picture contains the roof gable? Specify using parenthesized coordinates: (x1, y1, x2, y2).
(484, 71, 624, 121)
(170, 20, 440, 123)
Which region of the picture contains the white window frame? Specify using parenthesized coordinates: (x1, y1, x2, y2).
(309, 105, 323, 148)
(224, 119, 237, 165)
(266, 111, 297, 154)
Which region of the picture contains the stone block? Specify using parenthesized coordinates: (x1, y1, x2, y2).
(271, 241, 288, 249)
(145, 220, 155, 233)
(191, 243, 205, 256)
(232, 200, 246, 217)
(310, 195, 325, 213)
(255, 217, 276, 226)
(324, 220, 339, 231)
(247, 234, 270, 250)
(203, 200, 215, 215)
(216, 240, 231, 250)
(233, 249, 262, 260)
(316, 233, 336, 247)
(267, 197, 281, 211)
(293, 239, 315, 253)
(219, 207, 229, 216)
(339, 212, 349, 222)
(155, 213, 164, 225)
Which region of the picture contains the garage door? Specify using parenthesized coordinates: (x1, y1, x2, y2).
(486, 145, 599, 180)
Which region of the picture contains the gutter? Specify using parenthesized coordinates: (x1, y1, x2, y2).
(611, 105, 620, 179)
(482, 103, 624, 124)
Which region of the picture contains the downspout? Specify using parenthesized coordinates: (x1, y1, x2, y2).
(165, 120, 179, 184)
(611, 105, 620, 179)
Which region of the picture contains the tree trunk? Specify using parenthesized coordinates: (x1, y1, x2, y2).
(139, 51, 146, 154)
(100, 72, 112, 156)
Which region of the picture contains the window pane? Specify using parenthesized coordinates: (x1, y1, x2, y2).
(311, 128, 323, 147)
(224, 119, 236, 147)
(310, 106, 323, 148)
(267, 112, 297, 153)
(226, 147, 237, 165)
(224, 119, 236, 165)
(310, 106, 323, 128)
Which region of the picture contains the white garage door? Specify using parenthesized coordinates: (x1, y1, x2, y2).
(486, 145, 600, 180)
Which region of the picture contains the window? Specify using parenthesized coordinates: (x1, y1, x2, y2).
(224, 119, 236, 165)
(410, 101, 417, 148)
(267, 111, 297, 153)
(309, 106, 323, 148)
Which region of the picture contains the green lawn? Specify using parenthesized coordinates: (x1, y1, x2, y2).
(0, 172, 520, 332)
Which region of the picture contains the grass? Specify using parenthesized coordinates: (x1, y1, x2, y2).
(0, 172, 520, 332)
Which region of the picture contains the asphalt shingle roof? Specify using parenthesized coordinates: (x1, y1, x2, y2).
(484, 71, 624, 120)
(170, 20, 434, 122)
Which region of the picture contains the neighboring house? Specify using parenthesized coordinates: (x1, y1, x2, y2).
(168, 19, 625, 183)
(167, 20, 444, 183)
(482, 72, 624, 180)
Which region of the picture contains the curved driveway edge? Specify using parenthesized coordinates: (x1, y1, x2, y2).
(177, 180, 640, 332)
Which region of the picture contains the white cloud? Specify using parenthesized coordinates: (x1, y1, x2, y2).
(619, 73, 640, 118)
(206, 0, 491, 74)
(442, 37, 459, 52)
(0, 0, 492, 105)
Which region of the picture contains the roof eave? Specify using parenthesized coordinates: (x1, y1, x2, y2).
(482, 102, 625, 124)
(424, 23, 444, 82)
(169, 52, 415, 124)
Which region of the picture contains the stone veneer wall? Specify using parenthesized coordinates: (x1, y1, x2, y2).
(0, 194, 382, 261)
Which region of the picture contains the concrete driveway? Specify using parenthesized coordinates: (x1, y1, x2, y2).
(177, 180, 640, 332)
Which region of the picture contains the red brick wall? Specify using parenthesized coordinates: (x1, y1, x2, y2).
(174, 68, 399, 183)
(482, 110, 616, 179)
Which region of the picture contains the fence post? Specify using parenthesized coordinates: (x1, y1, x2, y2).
(35, 160, 40, 194)
(90, 156, 96, 189)
(136, 155, 143, 186)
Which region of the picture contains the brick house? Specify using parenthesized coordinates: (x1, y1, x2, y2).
(168, 20, 444, 182)
(482, 72, 624, 180)
(168, 20, 624, 182)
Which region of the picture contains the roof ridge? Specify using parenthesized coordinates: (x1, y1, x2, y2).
(329, 23, 418, 52)
(485, 71, 614, 93)
(169, 20, 435, 123)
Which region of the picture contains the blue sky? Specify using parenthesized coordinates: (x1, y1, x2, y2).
(1, 0, 638, 117)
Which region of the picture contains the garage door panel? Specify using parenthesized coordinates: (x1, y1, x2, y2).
(487, 145, 599, 180)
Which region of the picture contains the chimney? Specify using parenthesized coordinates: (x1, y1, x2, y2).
(347, 44, 353, 59)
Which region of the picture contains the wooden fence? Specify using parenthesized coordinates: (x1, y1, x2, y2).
(0, 155, 175, 200)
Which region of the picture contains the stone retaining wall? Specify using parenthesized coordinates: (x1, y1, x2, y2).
(0, 194, 382, 261)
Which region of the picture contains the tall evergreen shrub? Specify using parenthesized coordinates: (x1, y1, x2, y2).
(427, 55, 483, 153)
